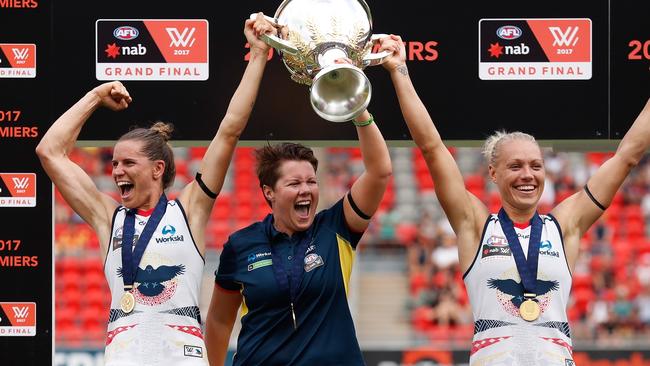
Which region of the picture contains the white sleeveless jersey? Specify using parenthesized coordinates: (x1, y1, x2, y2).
(463, 214, 574, 366)
(104, 200, 207, 366)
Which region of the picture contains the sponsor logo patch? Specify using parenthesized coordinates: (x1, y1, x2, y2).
(304, 253, 324, 272)
(482, 244, 512, 258)
(248, 259, 272, 272)
(487, 235, 508, 247)
(539, 240, 560, 257)
(156, 224, 184, 243)
(247, 252, 271, 263)
(184, 345, 203, 358)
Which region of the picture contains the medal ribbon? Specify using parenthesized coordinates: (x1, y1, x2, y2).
(269, 230, 312, 328)
(121, 193, 168, 292)
(497, 208, 542, 296)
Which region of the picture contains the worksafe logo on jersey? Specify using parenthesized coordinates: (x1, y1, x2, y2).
(247, 252, 271, 263)
(0, 44, 36, 78)
(96, 19, 209, 81)
(0, 173, 36, 207)
(156, 224, 184, 243)
(539, 240, 560, 257)
(479, 19, 591, 80)
(0, 302, 36, 336)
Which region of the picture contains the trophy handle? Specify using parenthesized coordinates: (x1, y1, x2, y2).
(249, 13, 300, 56)
(362, 34, 393, 67)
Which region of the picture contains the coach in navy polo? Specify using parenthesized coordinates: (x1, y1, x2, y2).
(205, 103, 394, 364)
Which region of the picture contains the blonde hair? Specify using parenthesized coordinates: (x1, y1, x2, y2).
(482, 130, 538, 166)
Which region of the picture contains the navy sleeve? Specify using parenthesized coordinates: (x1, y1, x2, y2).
(214, 241, 241, 291)
(319, 198, 364, 249)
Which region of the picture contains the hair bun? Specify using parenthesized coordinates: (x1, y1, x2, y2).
(149, 121, 174, 142)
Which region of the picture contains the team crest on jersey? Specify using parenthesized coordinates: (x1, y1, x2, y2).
(488, 268, 559, 319)
(565, 360, 576, 366)
(117, 252, 184, 306)
(304, 253, 324, 272)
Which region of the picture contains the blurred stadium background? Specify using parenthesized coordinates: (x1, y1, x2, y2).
(53, 145, 650, 365)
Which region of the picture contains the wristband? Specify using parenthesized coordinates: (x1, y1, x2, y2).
(352, 113, 374, 127)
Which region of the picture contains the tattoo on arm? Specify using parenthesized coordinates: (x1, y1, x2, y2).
(396, 64, 408, 76)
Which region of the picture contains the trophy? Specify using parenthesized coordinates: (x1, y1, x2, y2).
(251, 0, 391, 122)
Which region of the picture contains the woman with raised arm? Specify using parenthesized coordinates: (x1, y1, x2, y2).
(204, 37, 399, 366)
(383, 33, 650, 365)
(36, 14, 275, 366)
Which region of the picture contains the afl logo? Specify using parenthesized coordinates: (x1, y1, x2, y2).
(113, 26, 139, 40)
(496, 25, 522, 40)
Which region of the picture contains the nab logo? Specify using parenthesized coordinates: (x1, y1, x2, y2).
(11, 306, 29, 323)
(166, 27, 196, 47)
(162, 225, 176, 236)
(549, 26, 580, 47)
(11, 48, 29, 65)
(497, 25, 522, 40)
(114, 26, 139, 40)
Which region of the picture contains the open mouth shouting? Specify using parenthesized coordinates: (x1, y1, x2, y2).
(117, 181, 134, 200)
(295, 200, 311, 220)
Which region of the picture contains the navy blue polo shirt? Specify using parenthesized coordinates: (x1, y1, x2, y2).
(215, 198, 365, 366)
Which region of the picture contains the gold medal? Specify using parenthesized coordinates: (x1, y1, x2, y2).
(520, 298, 540, 321)
(120, 291, 135, 313)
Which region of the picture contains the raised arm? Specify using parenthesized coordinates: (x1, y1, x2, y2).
(343, 107, 393, 232)
(553, 97, 650, 269)
(35, 81, 130, 256)
(178, 14, 275, 249)
(383, 35, 488, 270)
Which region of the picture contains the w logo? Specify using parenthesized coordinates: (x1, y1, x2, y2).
(12, 48, 29, 61)
(12, 177, 29, 190)
(549, 26, 579, 47)
(166, 27, 196, 48)
(12, 306, 29, 321)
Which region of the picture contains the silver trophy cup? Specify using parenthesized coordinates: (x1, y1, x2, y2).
(251, 0, 391, 122)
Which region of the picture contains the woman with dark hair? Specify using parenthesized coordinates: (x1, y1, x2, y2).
(204, 38, 399, 366)
(36, 14, 275, 366)
(382, 33, 650, 365)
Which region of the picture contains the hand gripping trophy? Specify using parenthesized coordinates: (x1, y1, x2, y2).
(251, 0, 391, 122)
